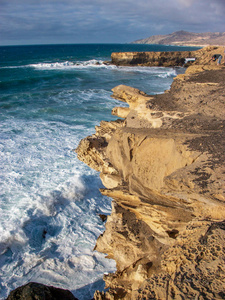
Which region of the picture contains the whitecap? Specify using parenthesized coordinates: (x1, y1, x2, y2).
(158, 70, 177, 78)
(28, 60, 116, 70)
(116, 65, 177, 77)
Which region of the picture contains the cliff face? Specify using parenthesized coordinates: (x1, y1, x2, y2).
(111, 45, 225, 67)
(76, 47, 225, 299)
(132, 30, 225, 47)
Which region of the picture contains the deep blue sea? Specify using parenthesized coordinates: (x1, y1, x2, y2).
(0, 43, 199, 299)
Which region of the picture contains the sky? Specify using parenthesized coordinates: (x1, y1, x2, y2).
(0, 0, 225, 46)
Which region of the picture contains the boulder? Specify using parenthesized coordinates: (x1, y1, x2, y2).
(7, 282, 78, 300)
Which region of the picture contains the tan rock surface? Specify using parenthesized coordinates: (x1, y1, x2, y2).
(111, 45, 225, 67)
(75, 47, 225, 299)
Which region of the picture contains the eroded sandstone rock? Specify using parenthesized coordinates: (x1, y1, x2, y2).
(75, 50, 225, 299)
(111, 46, 225, 67)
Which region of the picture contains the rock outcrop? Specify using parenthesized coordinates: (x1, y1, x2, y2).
(6, 282, 78, 300)
(111, 45, 225, 67)
(76, 46, 225, 299)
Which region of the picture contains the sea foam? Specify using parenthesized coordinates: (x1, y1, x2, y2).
(29, 60, 116, 70)
(0, 43, 185, 299)
(0, 116, 116, 299)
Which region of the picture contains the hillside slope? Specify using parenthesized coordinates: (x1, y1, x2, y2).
(132, 30, 225, 46)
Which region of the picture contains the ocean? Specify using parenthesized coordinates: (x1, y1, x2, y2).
(0, 43, 199, 299)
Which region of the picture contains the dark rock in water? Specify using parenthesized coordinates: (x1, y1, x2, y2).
(42, 229, 47, 239)
(98, 214, 107, 222)
(7, 282, 78, 300)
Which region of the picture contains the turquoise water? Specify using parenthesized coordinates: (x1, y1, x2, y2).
(0, 44, 198, 299)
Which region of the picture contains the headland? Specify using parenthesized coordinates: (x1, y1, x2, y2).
(6, 46, 225, 300)
(76, 46, 225, 299)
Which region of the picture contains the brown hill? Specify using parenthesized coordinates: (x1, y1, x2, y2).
(132, 30, 225, 46)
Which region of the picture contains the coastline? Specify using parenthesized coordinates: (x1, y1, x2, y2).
(5, 45, 225, 300)
(76, 46, 225, 299)
(110, 45, 225, 67)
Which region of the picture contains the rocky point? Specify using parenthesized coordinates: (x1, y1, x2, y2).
(6, 46, 225, 300)
(76, 46, 225, 299)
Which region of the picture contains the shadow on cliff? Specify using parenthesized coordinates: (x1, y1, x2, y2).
(72, 279, 106, 300)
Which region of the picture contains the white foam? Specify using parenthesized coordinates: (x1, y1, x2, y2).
(1, 62, 178, 80)
(117, 65, 177, 77)
(0, 55, 180, 299)
(0, 60, 115, 70)
(0, 116, 116, 299)
(29, 60, 116, 70)
(157, 69, 177, 78)
(0, 168, 116, 298)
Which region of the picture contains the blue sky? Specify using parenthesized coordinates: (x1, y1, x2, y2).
(0, 0, 225, 45)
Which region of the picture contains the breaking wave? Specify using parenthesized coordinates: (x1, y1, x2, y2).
(0, 117, 116, 299)
(1, 60, 177, 79)
(29, 60, 116, 70)
(0, 43, 187, 299)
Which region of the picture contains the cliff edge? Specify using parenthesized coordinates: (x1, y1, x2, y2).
(76, 46, 225, 299)
(111, 45, 225, 67)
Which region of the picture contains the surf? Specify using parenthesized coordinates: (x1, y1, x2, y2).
(0, 43, 196, 299)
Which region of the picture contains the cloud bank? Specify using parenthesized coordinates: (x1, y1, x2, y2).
(0, 0, 224, 45)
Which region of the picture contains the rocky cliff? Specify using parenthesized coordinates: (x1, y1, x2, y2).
(132, 30, 225, 47)
(111, 45, 225, 67)
(76, 46, 225, 299)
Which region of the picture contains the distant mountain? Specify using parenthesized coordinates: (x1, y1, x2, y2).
(132, 30, 225, 46)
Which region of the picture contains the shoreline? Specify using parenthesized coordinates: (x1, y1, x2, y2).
(76, 46, 225, 299)
(110, 45, 225, 67)
(6, 45, 225, 300)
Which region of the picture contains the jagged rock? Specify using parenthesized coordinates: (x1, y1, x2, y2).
(111, 85, 152, 109)
(133, 220, 225, 300)
(111, 106, 130, 118)
(111, 50, 188, 66)
(75, 47, 225, 299)
(6, 282, 78, 300)
(100, 173, 123, 189)
(75, 120, 124, 173)
(106, 129, 199, 191)
(98, 214, 107, 222)
(111, 46, 225, 67)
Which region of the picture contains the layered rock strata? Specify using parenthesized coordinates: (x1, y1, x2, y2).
(76, 47, 225, 299)
(111, 45, 225, 67)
